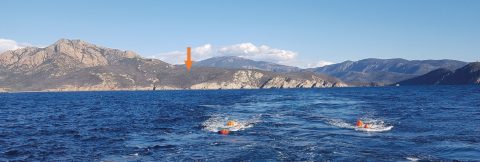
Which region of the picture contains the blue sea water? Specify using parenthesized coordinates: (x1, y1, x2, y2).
(0, 86, 479, 161)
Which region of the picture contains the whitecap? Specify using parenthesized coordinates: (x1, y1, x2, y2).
(355, 126, 394, 132)
(406, 157, 420, 161)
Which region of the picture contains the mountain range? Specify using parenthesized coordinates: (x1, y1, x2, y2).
(305, 58, 467, 84)
(0, 39, 346, 92)
(0, 39, 476, 92)
(195, 56, 467, 85)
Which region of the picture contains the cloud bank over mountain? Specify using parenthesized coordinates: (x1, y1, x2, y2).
(152, 43, 333, 68)
(0, 38, 44, 53)
(0, 38, 26, 53)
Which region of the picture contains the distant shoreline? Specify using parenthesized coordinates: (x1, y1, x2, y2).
(0, 86, 357, 93)
(3, 85, 478, 93)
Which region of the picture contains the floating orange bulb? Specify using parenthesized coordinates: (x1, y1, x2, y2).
(364, 124, 369, 128)
(356, 120, 364, 127)
(218, 129, 230, 135)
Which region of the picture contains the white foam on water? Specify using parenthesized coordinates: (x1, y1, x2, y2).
(406, 157, 420, 161)
(202, 115, 260, 132)
(327, 119, 355, 129)
(327, 118, 393, 132)
(355, 125, 393, 132)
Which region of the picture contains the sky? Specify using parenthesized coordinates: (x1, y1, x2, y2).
(1, 0, 479, 67)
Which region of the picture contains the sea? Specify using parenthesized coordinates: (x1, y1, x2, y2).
(1, 85, 479, 161)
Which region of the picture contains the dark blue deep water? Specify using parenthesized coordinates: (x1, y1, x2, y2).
(1, 86, 479, 161)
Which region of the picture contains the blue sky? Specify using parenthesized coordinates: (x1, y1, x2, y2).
(1, 0, 479, 67)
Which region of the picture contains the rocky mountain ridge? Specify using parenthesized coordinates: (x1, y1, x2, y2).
(307, 58, 467, 84)
(0, 39, 139, 72)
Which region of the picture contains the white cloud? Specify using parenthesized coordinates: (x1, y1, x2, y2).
(312, 60, 335, 68)
(0, 38, 25, 53)
(193, 44, 213, 57)
(152, 42, 333, 68)
(273, 59, 334, 68)
(218, 43, 297, 62)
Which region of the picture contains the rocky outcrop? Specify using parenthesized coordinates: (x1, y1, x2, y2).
(190, 70, 264, 89)
(190, 70, 347, 89)
(261, 76, 346, 88)
(0, 39, 347, 92)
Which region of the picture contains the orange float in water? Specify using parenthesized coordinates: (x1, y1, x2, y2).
(356, 120, 364, 127)
(227, 120, 237, 127)
(218, 129, 230, 135)
(364, 124, 370, 128)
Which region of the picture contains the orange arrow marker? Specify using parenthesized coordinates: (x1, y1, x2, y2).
(185, 47, 192, 71)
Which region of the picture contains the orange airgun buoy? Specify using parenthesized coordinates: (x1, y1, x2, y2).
(227, 120, 236, 127)
(364, 124, 370, 129)
(218, 129, 230, 135)
(356, 120, 364, 127)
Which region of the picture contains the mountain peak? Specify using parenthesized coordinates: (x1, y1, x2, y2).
(55, 38, 84, 44)
(48, 38, 139, 62)
(50, 39, 94, 48)
(0, 39, 141, 72)
(50, 39, 98, 49)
